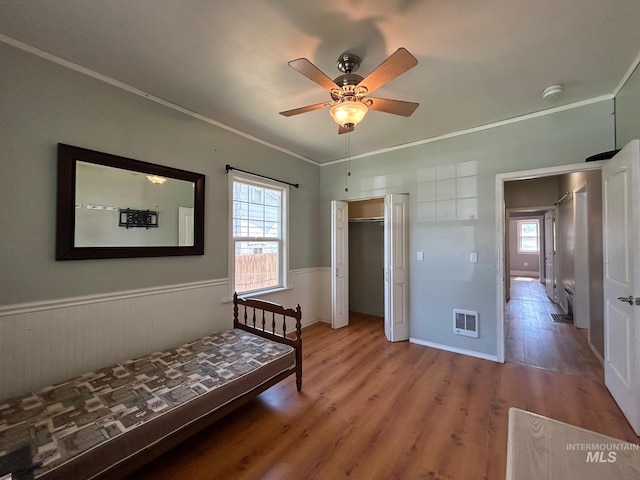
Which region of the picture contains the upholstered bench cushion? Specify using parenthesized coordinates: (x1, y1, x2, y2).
(0, 329, 294, 479)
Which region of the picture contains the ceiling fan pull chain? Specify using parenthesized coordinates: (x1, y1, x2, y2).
(345, 134, 351, 192)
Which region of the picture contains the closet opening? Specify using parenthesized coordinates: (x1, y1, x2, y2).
(348, 198, 385, 322)
(331, 194, 410, 342)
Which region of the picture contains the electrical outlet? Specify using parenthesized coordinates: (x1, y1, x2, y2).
(470, 252, 478, 263)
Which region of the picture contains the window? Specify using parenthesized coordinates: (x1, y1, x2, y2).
(229, 172, 288, 295)
(517, 219, 539, 253)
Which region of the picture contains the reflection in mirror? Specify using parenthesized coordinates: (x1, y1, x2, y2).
(74, 161, 195, 247)
(57, 144, 205, 260)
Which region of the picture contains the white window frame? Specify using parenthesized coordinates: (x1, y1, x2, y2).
(228, 171, 289, 297)
(517, 219, 540, 254)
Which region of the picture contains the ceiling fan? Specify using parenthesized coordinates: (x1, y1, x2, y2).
(279, 48, 419, 134)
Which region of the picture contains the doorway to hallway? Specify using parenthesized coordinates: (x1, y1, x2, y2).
(505, 276, 603, 381)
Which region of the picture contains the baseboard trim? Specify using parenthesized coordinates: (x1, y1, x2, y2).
(510, 270, 539, 277)
(289, 267, 325, 276)
(588, 341, 604, 366)
(410, 337, 499, 362)
(285, 317, 324, 334)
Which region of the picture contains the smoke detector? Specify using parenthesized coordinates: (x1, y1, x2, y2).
(542, 84, 563, 100)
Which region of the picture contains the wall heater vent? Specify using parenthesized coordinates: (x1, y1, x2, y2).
(453, 309, 478, 338)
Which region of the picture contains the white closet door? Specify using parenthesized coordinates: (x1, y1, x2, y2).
(331, 200, 349, 329)
(384, 194, 409, 341)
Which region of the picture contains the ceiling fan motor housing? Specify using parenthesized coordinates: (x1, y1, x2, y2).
(333, 73, 364, 87)
(331, 75, 366, 101)
(336, 53, 361, 74)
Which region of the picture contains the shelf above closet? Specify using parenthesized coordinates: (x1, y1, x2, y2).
(348, 198, 384, 222)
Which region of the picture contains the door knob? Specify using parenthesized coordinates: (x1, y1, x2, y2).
(617, 296, 634, 305)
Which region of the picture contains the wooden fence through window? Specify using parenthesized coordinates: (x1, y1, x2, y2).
(235, 253, 278, 292)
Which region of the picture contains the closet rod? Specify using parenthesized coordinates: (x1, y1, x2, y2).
(555, 191, 571, 205)
(225, 164, 299, 189)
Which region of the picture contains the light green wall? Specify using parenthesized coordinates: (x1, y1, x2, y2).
(320, 102, 614, 356)
(616, 64, 640, 147)
(0, 43, 320, 306)
(1, 38, 626, 358)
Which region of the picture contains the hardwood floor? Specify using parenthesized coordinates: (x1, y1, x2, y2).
(128, 311, 637, 480)
(506, 276, 604, 381)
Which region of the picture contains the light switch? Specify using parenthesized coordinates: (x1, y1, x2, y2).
(417, 251, 424, 261)
(470, 252, 478, 263)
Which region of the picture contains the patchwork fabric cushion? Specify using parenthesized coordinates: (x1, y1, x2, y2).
(0, 329, 293, 478)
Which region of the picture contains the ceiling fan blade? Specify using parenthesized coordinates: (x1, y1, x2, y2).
(288, 58, 339, 92)
(279, 101, 334, 117)
(367, 97, 419, 117)
(357, 48, 418, 95)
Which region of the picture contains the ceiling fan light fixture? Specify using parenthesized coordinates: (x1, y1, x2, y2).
(146, 175, 167, 185)
(281, 48, 418, 134)
(329, 99, 368, 128)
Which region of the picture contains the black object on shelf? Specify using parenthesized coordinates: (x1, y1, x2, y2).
(585, 149, 620, 162)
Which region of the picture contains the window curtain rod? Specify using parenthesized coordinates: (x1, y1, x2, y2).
(225, 164, 299, 189)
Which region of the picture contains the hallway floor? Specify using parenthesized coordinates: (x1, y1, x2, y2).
(506, 276, 604, 381)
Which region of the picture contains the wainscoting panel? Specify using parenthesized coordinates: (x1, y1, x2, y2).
(258, 267, 330, 328)
(0, 268, 330, 400)
(0, 281, 229, 399)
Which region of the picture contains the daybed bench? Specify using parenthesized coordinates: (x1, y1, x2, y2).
(0, 294, 302, 479)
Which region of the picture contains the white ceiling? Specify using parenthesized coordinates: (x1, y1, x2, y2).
(2, 0, 640, 164)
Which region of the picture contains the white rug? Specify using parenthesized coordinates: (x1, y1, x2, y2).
(506, 407, 640, 480)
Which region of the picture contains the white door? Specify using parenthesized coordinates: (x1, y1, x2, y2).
(384, 194, 410, 342)
(178, 207, 194, 246)
(331, 201, 349, 329)
(602, 139, 640, 435)
(544, 210, 556, 302)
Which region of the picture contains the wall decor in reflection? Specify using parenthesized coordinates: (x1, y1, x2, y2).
(118, 208, 159, 229)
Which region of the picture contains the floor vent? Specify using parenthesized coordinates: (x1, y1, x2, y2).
(453, 309, 479, 338)
(549, 313, 573, 324)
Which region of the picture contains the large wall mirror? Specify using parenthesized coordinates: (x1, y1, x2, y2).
(56, 144, 205, 260)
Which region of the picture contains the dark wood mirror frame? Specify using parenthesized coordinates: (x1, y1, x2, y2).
(56, 143, 205, 260)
